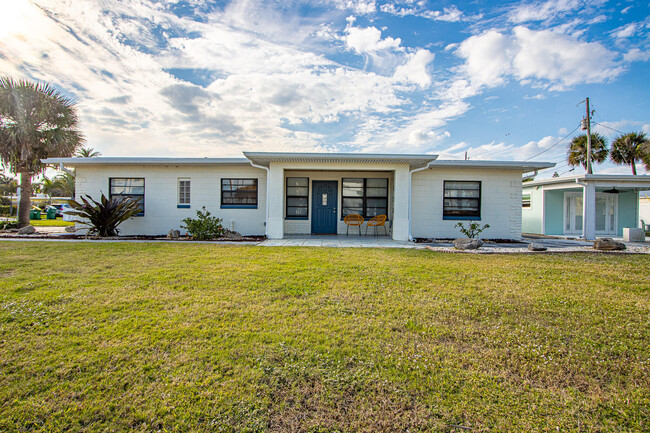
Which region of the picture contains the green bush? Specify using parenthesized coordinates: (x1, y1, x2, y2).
(455, 220, 490, 239)
(0, 205, 12, 215)
(181, 207, 225, 240)
(66, 193, 142, 237)
(0, 197, 10, 205)
(0, 221, 19, 230)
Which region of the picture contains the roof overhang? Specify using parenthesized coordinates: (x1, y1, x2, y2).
(243, 152, 438, 170)
(429, 160, 555, 171)
(524, 174, 650, 190)
(42, 157, 252, 167)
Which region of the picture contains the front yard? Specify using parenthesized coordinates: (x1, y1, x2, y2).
(0, 243, 648, 432)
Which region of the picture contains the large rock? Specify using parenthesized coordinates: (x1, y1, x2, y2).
(18, 225, 36, 234)
(593, 237, 626, 251)
(454, 238, 483, 250)
(528, 243, 547, 251)
(167, 229, 180, 239)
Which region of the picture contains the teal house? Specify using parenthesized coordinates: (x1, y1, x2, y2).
(522, 175, 650, 239)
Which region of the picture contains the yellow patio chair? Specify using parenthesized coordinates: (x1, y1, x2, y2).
(366, 214, 387, 236)
(343, 214, 364, 235)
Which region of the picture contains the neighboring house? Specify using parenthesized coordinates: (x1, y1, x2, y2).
(522, 175, 650, 239)
(640, 192, 650, 228)
(43, 152, 552, 240)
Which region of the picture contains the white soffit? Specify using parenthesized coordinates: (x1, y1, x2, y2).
(243, 152, 438, 170)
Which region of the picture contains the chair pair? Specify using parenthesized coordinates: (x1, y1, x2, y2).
(343, 214, 388, 236)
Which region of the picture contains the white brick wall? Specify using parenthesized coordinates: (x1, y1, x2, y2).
(410, 168, 523, 240)
(74, 165, 267, 236)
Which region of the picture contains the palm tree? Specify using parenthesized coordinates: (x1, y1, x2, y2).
(55, 171, 75, 197)
(0, 174, 17, 216)
(610, 132, 650, 175)
(567, 133, 608, 172)
(75, 147, 101, 158)
(0, 77, 84, 226)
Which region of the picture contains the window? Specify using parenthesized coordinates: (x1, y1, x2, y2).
(342, 178, 388, 218)
(109, 178, 145, 216)
(221, 178, 257, 208)
(178, 178, 190, 208)
(443, 181, 481, 219)
(286, 177, 308, 218)
(522, 193, 531, 208)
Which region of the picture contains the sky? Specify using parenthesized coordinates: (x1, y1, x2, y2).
(1, 0, 649, 179)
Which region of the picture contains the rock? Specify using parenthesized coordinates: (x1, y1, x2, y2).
(527, 243, 547, 251)
(454, 238, 483, 250)
(167, 229, 180, 239)
(18, 225, 36, 235)
(222, 229, 244, 240)
(65, 226, 76, 233)
(593, 237, 626, 251)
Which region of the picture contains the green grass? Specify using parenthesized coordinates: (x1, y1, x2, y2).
(1, 216, 74, 227)
(0, 243, 648, 432)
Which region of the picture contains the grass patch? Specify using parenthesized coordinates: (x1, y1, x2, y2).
(0, 243, 648, 431)
(2, 217, 74, 227)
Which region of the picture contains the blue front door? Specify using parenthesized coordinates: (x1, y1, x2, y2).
(312, 181, 338, 234)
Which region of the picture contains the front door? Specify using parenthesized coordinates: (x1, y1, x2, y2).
(312, 181, 337, 234)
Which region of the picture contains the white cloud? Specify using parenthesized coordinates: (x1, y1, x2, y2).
(624, 48, 650, 62)
(612, 23, 637, 39)
(392, 49, 434, 87)
(456, 26, 623, 89)
(345, 25, 401, 53)
(379, 3, 465, 22)
(508, 0, 583, 23)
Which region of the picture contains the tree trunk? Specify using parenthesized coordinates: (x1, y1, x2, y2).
(632, 161, 637, 176)
(18, 171, 32, 227)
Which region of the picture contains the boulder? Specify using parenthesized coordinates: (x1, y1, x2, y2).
(527, 243, 547, 251)
(18, 225, 36, 235)
(167, 229, 180, 239)
(222, 229, 244, 240)
(65, 225, 76, 233)
(593, 237, 626, 251)
(454, 238, 483, 250)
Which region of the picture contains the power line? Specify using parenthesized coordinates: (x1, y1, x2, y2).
(523, 124, 581, 162)
(592, 122, 625, 135)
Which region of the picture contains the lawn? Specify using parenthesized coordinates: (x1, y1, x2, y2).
(1, 216, 74, 227)
(0, 243, 648, 432)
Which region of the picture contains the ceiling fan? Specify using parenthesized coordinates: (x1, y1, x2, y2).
(602, 187, 620, 194)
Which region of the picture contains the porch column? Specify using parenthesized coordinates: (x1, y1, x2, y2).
(266, 164, 284, 239)
(582, 181, 596, 240)
(392, 165, 410, 241)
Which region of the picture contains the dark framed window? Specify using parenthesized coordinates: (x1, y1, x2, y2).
(109, 178, 145, 216)
(522, 193, 531, 208)
(286, 177, 308, 219)
(178, 178, 190, 208)
(221, 178, 257, 208)
(443, 181, 481, 219)
(342, 178, 388, 219)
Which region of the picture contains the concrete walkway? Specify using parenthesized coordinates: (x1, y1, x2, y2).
(259, 235, 420, 248)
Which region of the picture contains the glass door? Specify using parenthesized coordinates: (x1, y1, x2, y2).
(595, 193, 617, 234)
(564, 193, 583, 235)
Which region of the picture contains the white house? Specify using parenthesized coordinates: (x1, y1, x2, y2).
(43, 152, 552, 241)
(522, 175, 650, 239)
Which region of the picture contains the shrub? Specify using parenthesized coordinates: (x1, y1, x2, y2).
(0, 221, 19, 230)
(0, 205, 11, 216)
(181, 207, 225, 240)
(66, 193, 141, 237)
(455, 221, 490, 239)
(0, 197, 10, 205)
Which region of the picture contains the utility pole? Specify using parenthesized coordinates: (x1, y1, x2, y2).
(584, 97, 592, 174)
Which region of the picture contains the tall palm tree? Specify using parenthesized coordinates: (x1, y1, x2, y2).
(610, 132, 650, 175)
(0, 77, 84, 226)
(75, 147, 101, 157)
(567, 133, 609, 172)
(55, 171, 75, 197)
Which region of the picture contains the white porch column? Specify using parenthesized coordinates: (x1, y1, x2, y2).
(266, 164, 285, 239)
(392, 165, 410, 241)
(582, 181, 596, 240)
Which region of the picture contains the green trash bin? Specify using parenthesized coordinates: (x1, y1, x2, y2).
(30, 210, 41, 220)
(46, 208, 57, 220)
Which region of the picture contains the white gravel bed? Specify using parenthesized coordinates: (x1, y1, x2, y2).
(425, 245, 650, 254)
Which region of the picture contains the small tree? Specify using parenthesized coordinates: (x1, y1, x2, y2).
(66, 193, 141, 237)
(455, 221, 490, 239)
(610, 132, 650, 175)
(0, 174, 17, 216)
(567, 133, 608, 171)
(181, 207, 225, 240)
(75, 147, 101, 158)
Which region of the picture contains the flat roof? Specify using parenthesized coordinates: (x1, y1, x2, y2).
(42, 157, 252, 166)
(429, 160, 554, 171)
(243, 152, 438, 170)
(524, 174, 650, 187)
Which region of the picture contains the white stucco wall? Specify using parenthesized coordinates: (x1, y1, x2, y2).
(74, 164, 267, 236)
(410, 167, 524, 240)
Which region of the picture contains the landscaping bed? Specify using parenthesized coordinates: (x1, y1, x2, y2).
(0, 243, 648, 432)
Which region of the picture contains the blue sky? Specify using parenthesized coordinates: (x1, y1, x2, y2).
(1, 0, 649, 178)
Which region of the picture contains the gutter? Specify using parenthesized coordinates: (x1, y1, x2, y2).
(522, 170, 538, 181)
(57, 163, 75, 177)
(247, 161, 270, 237)
(408, 164, 431, 242)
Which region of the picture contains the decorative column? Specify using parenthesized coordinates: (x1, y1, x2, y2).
(392, 165, 410, 241)
(582, 181, 596, 240)
(266, 163, 285, 239)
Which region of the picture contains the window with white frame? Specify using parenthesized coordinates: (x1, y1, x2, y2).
(178, 178, 190, 208)
(443, 180, 481, 219)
